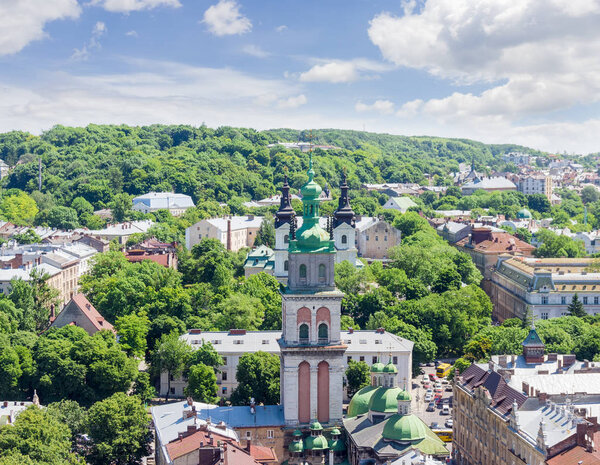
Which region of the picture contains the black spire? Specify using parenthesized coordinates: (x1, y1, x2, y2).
(275, 172, 295, 228)
(333, 170, 355, 228)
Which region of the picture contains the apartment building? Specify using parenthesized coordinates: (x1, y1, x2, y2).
(355, 217, 402, 260)
(491, 256, 600, 321)
(185, 216, 263, 251)
(517, 175, 553, 201)
(161, 328, 413, 402)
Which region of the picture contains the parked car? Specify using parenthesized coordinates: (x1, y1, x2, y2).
(445, 385, 453, 392)
(427, 403, 436, 412)
(425, 393, 433, 402)
(445, 419, 453, 428)
(429, 374, 437, 381)
(441, 379, 449, 384)
(430, 421, 439, 428)
(423, 383, 431, 389)
(441, 405, 450, 415)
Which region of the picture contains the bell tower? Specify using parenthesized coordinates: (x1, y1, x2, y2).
(279, 153, 346, 427)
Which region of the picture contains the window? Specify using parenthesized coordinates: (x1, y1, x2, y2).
(284, 260, 289, 271)
(318, 323, 328, 342)
(222, 357, 227, 365)
(318, 264, 326, 280)
(595, 297, 599, 305)
(584, 296, 589, 305)
(299, 264, 307, 278)
(299, 323, 309, 343)
(375, 236, 379, 241)
(372, 356, 377, 364)
(170, 387, 175, 394)
(359, 356, 365, 362)
(384, 236, 388, 241)
(262, 339, 270, 344)
(284, 234, 289, 244)
(366, 235, 369, 241)
(541, 312, 548, 320)
(561, 296, 566, 305)
(341, 235, 347, 244)
(347, 356, 352, 363)
(222, 387, 227, 394)
(222, 371, 227, 381)
(267, 430, 274, 439)
(541, 296, 548, 305)
(246, 431, 252, 440)
(393, 356, 398, 364)
(233, 339, 244, 345)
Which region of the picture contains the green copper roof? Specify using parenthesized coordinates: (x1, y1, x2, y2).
(330, 427, 341, 435)
(371, 362, 385, 373)
(310, 421, 323, 431)
(347, 385, 378, 418)
(517, 208, 532, 219)
(293, 429, 303, 437)
(382, 413, 428, 442)
(397, 389, 411, 401)
(368, 386, 404, 414)
(305, 434, 328, 450)
(383, 362, 398, 373)
(300, 154, 322, 199)
(328, 438, 346, 452)
(289, 439, 304, 453)
(522, 327, 544, 347)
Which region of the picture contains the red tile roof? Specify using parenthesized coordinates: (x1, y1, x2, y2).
(547, 445, 600, 465)
(456, 229, 535, 255)
(165, 429, 233, 461)
(248, 444, 277, 463)
(71, 293, 114, 333)
(125, 253, 170, 267)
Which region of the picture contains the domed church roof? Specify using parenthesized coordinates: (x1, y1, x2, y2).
(368, 387, 404, 414)
(382, 414, 428, 442)
(347, 385, 378, 418)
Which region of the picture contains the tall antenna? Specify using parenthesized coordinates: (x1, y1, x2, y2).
(38, 157, 42, 191)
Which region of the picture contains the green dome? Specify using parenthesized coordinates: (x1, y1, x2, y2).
(301, 177, 322, 199)
(305, 434, 328, 450)
(368, 387, 404, 414)
(310, 421, 323, 431)
(330, 427, 341, 435)
(517, 208, 532, 219)
(297, 223, 330, 247)
(371, 362, 385, 373)
(397, 389, 412, 402)
(382, 414, 428, 442)
(347, 385, 378, 418)
(383, 362, 398, 373)
(289, 438, 304, 453)
(293, 429, 303, 437)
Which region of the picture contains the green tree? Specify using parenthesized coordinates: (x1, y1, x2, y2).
(42, 206, 80, 230)
(71, 197, 94, 217)
(132, 371, 156, 404)
(186, 341, 223, 370)
(215, 293, 264, 330)
(152, 333, 191, 401)
(11, 229, 41, 245)
(568, 293, 586, 317)
(115, 313, 150, 358)
(527, 194, 551, 213)
(0, 192, 38, 225)
(231, 351, 279, 405)
(582, 186, 600, 205)
(345, 360, 370, 396)
(184, 363, 218, 403)
(46, 400, 88, 444)
(431, 266, 462, 293)
(534, 229, 585, 258)
(86, 393, 151, 465)
(111, 193, 132, 223)
(0, 406, 84, 465)
(253, 214, 275, 248)
(392, 211, 429, 238)
(0, 345, 22, 398)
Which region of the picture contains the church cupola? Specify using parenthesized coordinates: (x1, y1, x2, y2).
(275, 172, 295, 228)
(333, 171, 355, 228)
(522, 325, 545, 364)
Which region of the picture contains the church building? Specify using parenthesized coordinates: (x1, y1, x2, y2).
(279, 155, 347, 427)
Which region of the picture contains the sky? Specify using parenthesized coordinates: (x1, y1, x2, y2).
(0, 0, 599, 154)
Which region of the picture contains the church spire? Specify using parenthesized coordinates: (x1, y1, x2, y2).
(275, 168, 295, 228)
(333, 169, 355, 228)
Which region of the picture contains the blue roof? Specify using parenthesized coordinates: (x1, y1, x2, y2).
(195, 403, 285, 428)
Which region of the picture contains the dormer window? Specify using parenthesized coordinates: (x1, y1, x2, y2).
(299, 264, 307, 279)
(284, 234, 289, 244)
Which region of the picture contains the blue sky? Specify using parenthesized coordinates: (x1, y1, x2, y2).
(0, 0, 599, 153)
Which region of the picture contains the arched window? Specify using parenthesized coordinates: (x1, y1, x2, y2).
(318, 264, 326, 279)
(284, 234, 289, 244)
(341, 234, 347, 244)
(318, 323, 328, 343)
(284, 260, 289, 271)
(299, 323, 309, 344)
(299, 264, 307, 278)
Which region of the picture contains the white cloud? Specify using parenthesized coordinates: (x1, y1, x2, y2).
(242, 44, 269, 58)
(90, 0, 181, 13)
(125, 30, 138, 37)
(71, 21, 107, 61)
(277, 94, 307, 109)
(275, 25, 287, 33)
(0, 0, 80, 56)
(368, 0, 600, 125)
(299, 59, 391, 83)
(355, 100, 395, 115)
(202, 0, 251, 37)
